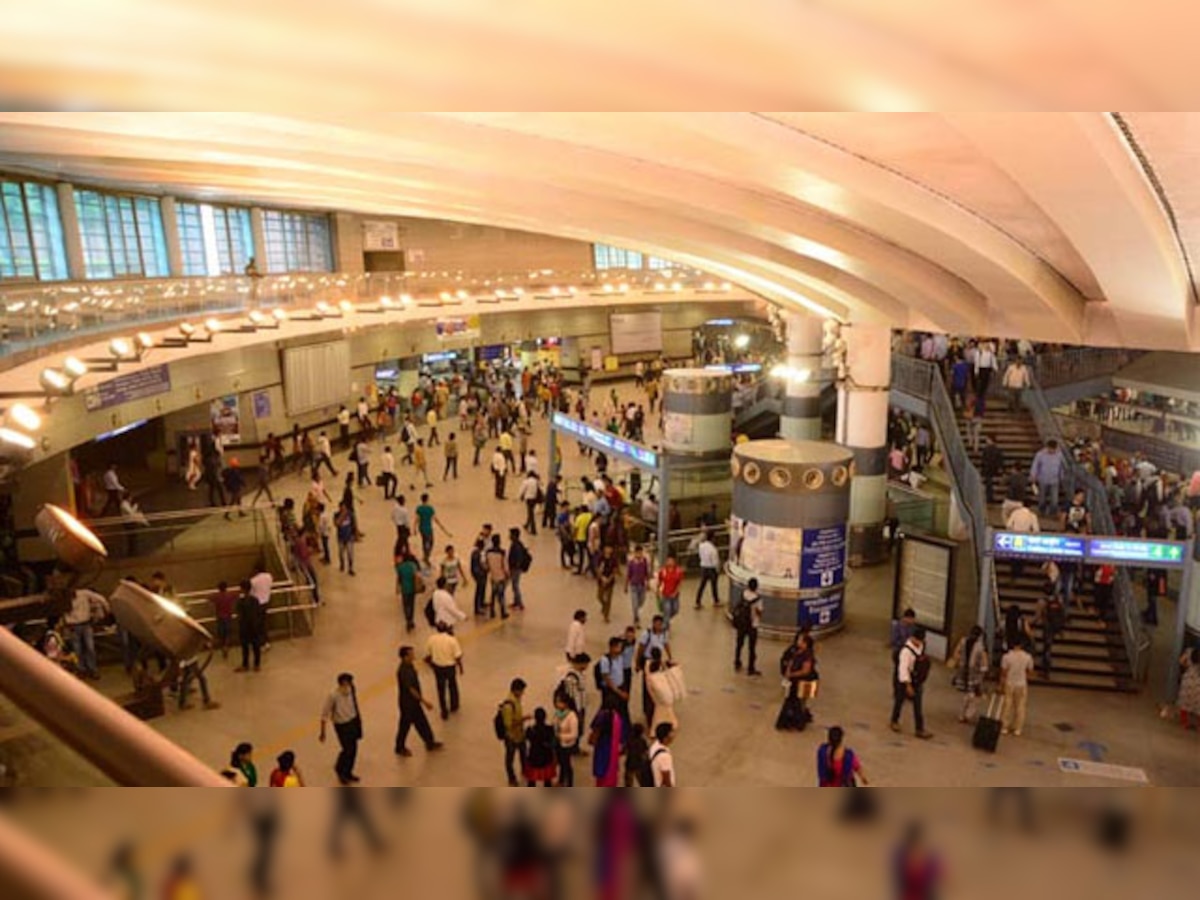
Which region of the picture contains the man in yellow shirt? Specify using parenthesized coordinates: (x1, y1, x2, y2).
(423, 623, 464, 720)
(573, 506, 593, 576)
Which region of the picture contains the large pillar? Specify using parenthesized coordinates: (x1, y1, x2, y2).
(727, 439, 852, 637)
(159, 196, 184, 277)
(661, 369, 733, 459)
(249, 208, 268, 271)
(836, 323, 891, 567)
(780, 312, 824, 441)
(55, 183, 86, 281)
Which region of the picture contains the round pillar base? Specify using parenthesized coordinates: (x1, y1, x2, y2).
(728, 569, 845, 640)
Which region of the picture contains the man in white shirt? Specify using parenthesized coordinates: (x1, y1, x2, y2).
(890, 626, 933, 740)
(423, 623, 464, 720)
(337, 405, 352, 449)
(524, 449, 539, 476)
(391, 495, 411, 540)
(64, 588, 108, 679)
(518, 471, 541, 535)
(432, 578, 468, 631)
(1000, 639, 1036, 737)
(314, 431, 337, 476)
(974, 341, 998, 397)
(1002, 358, 1031, 411)
(101, 463, 125, 517)
(565, 609, 588, 661)
(1005, 500, 1040, 584)
(649, 722, 676, 786)
(640, 493, 659, 523)
(694, 531, 721, 608)
(380, 446, 397, 499)
(491, 446, 509, 500)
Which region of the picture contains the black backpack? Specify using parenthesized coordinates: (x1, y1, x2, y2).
(1046, 596, 1067, 634)
(732, 596, 754, 632)
(594, 659, 608, 692)
(780, 644, 797, 677)
(492, 700, 513, 741)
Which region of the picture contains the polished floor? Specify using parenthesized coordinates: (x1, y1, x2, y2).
(12, 385, 1199, 788)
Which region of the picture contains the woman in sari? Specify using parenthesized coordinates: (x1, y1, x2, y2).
(588, 692, 624, 787)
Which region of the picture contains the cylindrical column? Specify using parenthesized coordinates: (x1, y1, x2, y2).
(837, 323, 891, 567)
(159, 196, 185, 277)
(780, 312, 824, 441)
(250, 207, 268, 270)
(55, 183, 86, 281)
(662, 369, 733, 458)
(727, 439, 853, 637)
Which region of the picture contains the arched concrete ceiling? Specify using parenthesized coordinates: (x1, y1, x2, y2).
(0, 109, 1197, 348)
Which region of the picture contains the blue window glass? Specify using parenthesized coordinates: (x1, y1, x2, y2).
(74, 188, 168, 279)
(263, 210, 332, 273)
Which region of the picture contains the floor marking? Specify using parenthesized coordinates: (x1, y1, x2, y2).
(1058, 758, 1149, 784)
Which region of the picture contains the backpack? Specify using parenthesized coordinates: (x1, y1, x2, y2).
(780, 644, 798, 677)
(912, 652, 932, 687)
(423, 597, 436, 628)
(594, 659, 608, 692)
(492, 700, 513, 741)
(520, 547, 533, 573)
(732, 595, 754, 632)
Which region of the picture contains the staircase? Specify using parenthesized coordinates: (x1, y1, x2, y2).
(957, 403, 1135, 692)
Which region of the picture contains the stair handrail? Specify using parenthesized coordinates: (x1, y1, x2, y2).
(890, 356, 988, 606)
(1023, 373, 1149, 682)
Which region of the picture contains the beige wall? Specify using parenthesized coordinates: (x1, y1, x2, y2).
(335, 213, 595, 275)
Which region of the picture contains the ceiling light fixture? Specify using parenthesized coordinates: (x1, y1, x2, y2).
(0, 427, 37, 451)
(39, 368, 72, 396)
(63, 357, 88, 379)
(6, 404, 41, 432)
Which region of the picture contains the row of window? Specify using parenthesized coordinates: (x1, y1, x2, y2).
(593, 243, 674, 271)
(0, 177, 335, 282)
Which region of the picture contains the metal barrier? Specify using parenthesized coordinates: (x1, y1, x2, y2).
(1023, 375, 1151, 681)
(645, 524, 731, 570)
(1032, 347, 1139, 388)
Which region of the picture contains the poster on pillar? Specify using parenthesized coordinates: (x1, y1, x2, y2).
(663, 412, 694, 449)
(799, 525, 847, 590)
(210, 395, 241, 445)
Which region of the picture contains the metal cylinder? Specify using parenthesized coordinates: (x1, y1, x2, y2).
(728, 439, 853, 637)
(662, 368, 733, 458)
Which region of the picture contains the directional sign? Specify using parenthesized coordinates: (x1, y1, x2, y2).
(552, 413, 659, 469)
(1087, 537, 1188, 569)
(800, 525, 847, 590)
(992, 532, 1085, 559)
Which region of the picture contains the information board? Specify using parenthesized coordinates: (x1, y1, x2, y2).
(992, 532, 1085, 559)
(610, 312, 663, 355)
(552, 413, 658, 469)
(1087, 537, 1187, 567)
(894, 534, 953, 633)
(435, 315, 481, 341)
(83, 364, 172, 412)
(739, 522, 802, 581)
(362, 220, 400, 251)
(800, 525, 847, 590)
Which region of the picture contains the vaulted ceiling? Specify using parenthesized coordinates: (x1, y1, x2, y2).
(0, 4, 1197, 349)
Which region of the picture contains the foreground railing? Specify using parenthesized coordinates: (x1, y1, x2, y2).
(1024, 375, 1150, 681)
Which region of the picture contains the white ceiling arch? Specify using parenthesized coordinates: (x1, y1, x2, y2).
(0, 110, 1196, 349)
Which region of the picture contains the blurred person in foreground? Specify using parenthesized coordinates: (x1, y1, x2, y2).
(893, 822, 942, 900)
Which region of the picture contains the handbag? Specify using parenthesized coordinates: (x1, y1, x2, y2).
(799, 678, 820, 700)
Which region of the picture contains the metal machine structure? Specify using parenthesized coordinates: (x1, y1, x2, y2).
(0, 503, 228, 786)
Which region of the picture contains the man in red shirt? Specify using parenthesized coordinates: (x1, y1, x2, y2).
(655, 556, 683, 630)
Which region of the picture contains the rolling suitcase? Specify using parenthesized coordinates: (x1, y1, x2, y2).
(972, 693, 1005, 753)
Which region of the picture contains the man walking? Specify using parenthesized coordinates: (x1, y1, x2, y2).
(565, 609, 588, 661)
(499, 678, 531, 786)
(694, 530, 721, 608)
(733, 578, 763, 676)
(416, 494, 451, 565)
(507, 528, 532, 611)
(1000, 638, 1036, 737)
(1002, 357, 1031, 412)
(319, 673, 363, 785)
(235, 580, 264, 673)
(1005, 498, 1040, 584)
(424, 624, 464, 720)
(980, 437, 1006, 505)
(649, 723, 676, 787)
(625, 544, 651, 625)
(443, 433, 459, 481)
(102, 463, 125, 516)
(1029, 440, 1065, 518)
(395, 646, 444, 756)
(595, 544, 619, 624)
(890, 626, 933, 740)
(64, 587, 107, 681)
(656, 556, 684, 630)
(379, 446, 397, 499)
(518, 470, 541, 535)
(491, 445, 509, 499)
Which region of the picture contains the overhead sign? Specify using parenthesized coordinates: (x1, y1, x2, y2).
(83, 364, 172, 412)
(1057, 758, 1149, 784)
(992, 532, 1085, 559)
(993, 532, 1189, 568)
(1087, 537, 1188, 568)
(552, 413, 658, 469)
(435, 315, 481, 341)
(800, 525, 847, 590)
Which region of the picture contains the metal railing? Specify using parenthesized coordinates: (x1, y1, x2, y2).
(1023, 375, 1151, 681)
(891, 356, 988, 578)
(1032, 347, 1139, 388)
(0, 268, 736, 363)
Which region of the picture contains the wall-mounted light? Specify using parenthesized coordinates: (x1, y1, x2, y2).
(379, 296, 394, 309)
(63, 357, 88, 380)
(400, 294, 413, 306)
(338, 300, 354, 314)
(734, 334, 751, 350)
(135, 333, 154, 354)
(6, 403, 42, 432)
(179, 322, 196, 337)
(109, 338, 133, 360)
(315, 301, 335, 317)
(203, 318, 222, 334)
(272, 308, 288, 322)
(0, 427, 37, 453)
(39, 368, 72, 396)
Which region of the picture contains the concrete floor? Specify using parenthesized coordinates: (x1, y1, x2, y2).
(7, 384, 1198, 787)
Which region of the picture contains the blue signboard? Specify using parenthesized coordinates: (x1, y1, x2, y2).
(83, 364, 172, 412)
(251, 391, 272, 420)
(552, 413, 658, 469)
(1087, 537, 1187, 568)
(800, 525, 847, 590)
(798, 589, 844, 630)
(992, 532, 1085, 559)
